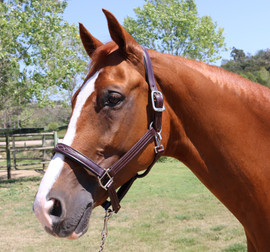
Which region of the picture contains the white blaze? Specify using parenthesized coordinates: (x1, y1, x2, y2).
(33, 72, 99, 228)
(63, 72, 98, 146)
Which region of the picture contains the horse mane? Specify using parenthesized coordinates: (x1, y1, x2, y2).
(187, 59, 249, 86)
(178, 56, 270, 117)
(182, 56, 270, 96)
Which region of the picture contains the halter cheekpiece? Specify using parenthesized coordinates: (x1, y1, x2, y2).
(54, 47, 165, 213)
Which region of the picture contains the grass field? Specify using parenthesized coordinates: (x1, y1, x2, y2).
(0, 161, 247, 252)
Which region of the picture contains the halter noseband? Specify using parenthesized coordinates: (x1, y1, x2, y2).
(54, 47, 165, 213)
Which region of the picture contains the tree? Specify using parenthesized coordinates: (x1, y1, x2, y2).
(230, 47, 245, 63)
(222, 48, 270, 88)
(0, 0, 88, 127)
(123, 0, 226, 63)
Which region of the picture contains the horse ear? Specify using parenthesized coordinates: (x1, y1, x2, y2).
(79, 23, 103, 58)
(102, 9, 139, 55)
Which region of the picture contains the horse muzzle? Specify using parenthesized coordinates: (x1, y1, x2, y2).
(33, 188, 93, 239)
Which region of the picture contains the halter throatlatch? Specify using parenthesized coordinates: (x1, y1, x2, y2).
(54, 47, 165, 213)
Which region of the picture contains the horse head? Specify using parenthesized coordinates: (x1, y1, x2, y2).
(33, 9, 169, 239)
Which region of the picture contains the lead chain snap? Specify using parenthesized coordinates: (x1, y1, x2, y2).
(99, 208, 113, 252)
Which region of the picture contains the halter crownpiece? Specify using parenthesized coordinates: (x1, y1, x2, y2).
(54, 46, 165, 213)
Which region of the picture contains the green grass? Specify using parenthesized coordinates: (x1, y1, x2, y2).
(0, 161, 247, 251)
(57, 129, 67, 139)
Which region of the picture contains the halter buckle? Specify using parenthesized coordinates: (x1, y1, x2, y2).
(149, 122, 165, 154)
(155, 145, 165, 153)
(98, 170, 113, 191)
(151, 91, 165, 112)
(154, 130, 164, 153)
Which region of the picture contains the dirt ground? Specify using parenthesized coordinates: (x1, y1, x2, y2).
(0, 169, 43, 180)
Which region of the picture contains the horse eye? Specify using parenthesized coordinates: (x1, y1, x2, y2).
(105, 92, 124, 107)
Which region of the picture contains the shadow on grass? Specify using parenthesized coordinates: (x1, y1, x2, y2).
(0, 175, 41, 185)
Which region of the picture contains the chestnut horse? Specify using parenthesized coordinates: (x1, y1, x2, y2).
(33, 9, 270, 251)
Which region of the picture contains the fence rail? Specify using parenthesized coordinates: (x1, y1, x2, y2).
(0, 131, 58, 179)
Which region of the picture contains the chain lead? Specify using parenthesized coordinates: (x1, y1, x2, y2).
(99, 209, 113, 252)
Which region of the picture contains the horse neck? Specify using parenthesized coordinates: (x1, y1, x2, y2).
(153, 51, 270, 170)
(154, 54, 231, 175)
(152, 51, 270, 232)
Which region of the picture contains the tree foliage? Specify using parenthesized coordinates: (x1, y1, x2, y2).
(222, 48, 270, 87)
(0, 0, 88, 127)
(123, 0, 226, 62)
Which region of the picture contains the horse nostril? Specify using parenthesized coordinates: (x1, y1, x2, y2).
(49, 199, 62, 218)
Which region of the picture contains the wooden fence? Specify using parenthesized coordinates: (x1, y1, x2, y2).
(0, 131, 58, 179)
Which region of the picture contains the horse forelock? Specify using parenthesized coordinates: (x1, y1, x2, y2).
(85, 41, 144, 82)
(88, 42, 118, 76)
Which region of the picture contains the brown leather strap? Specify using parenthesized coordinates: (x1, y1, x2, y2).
(54, 143, 104, 177)
(108, 128, 156, 177)
(142, 47, 164, 132)
(107, 181, 120, 213)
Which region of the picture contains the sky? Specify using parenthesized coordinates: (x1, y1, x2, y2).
(63, 0, 270, 65)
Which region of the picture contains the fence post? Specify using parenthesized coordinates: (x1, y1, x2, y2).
(53, 131, 58, 147)
(5, 134, 11, 179)
(12, 135, 17, 170)
(42, 135, 46, 170)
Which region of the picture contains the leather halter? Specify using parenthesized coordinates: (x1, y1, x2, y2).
(54, 47, 165, 213)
